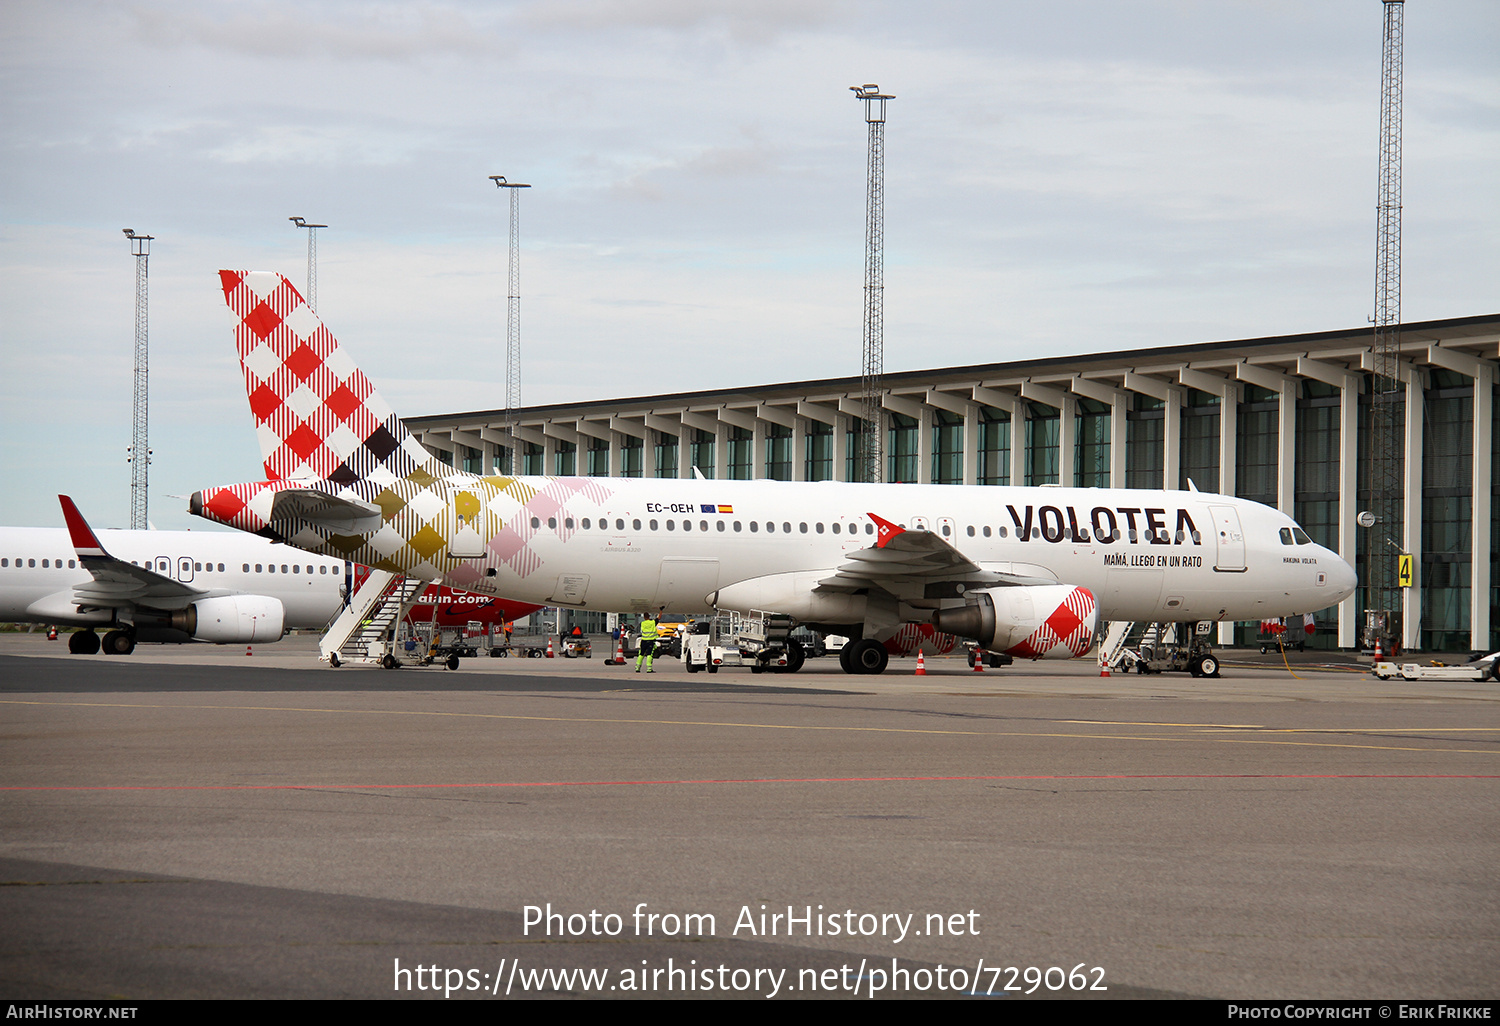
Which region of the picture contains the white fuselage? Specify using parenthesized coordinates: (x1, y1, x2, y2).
(0, 527, 347, 632)
(334, 477, 1355, 624)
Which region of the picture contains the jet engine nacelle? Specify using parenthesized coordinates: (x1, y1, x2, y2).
(931, 584, 1098, 659)
(168, 595, 286, 644)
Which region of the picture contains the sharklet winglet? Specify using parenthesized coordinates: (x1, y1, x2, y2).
(58, 496, 108, 557)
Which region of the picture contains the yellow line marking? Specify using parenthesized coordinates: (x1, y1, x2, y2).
(2, 699, 1496, 756)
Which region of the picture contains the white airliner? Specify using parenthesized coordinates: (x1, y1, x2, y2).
(0, 496, 347, 654)
(188, 271, 1358, 675)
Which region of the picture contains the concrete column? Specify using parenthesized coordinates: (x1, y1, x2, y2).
(917, 406, 933, 485)
(962, 406, 978, 486)
(542, 435, 556, 477)
(752, 422, 765, 481)
(792, 420, 807, 483)
(1110, 403, 1127, 489)
(1337, 375, 1360, 650)
(1473, 363, 1493, 651)
(680, 426, 693, 479)
(715, 422, 729, 481)
(609, 433, 622, 478)
(1164, 386, 1183, 490)
(1278, 380, 1296, 516)
(1010, 406, 1025, 487)
(1058, 396, 1076, 487)
(833, 414, 848, 482)
(1403, 373, 1423, 652)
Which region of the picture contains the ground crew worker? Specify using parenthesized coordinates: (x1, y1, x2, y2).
(635, 611, 662, 673)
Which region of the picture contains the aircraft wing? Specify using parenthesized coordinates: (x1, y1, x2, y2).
(815, 512, 1055, 596)
(59, 495, 205, 611)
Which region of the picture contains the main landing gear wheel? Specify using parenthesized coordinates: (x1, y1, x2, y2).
(69, 630, 100, 655)
(845, 638, 889, 675)
(101, 630, 135, 655)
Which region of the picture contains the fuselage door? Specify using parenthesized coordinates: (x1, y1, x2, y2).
(1209, 505, 1247, 572)
(155, 557, 171, 577)
(449, 489, 487, 559)
(910, 515, 930, 532)
(178, 557, 194, 583)
(937, 516, 956, 540)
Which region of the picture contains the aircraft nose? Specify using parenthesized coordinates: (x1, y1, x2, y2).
(1330, 551, 1358, 601)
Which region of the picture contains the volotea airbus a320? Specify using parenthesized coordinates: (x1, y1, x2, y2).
(189, 272, 1357, 675)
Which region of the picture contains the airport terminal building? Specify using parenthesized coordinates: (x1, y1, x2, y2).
(407, 313, 1500, 653)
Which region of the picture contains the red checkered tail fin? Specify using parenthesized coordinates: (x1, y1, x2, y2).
(217, 270, 446, 484)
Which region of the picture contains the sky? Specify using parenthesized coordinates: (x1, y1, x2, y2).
(1, 0, 1496, 532)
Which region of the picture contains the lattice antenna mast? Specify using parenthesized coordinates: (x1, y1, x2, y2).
(1367, 0, 1404, 637)
(490, 175, 531, 474)
(852, 84, 892, 484)
(289, 217, 328, 311)
(122, 229, 153, 529)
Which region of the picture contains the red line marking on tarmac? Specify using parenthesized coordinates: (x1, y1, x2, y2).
(3, 774, 1495, 792)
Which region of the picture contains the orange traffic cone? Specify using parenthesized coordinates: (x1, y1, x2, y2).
(1373, 637, 1383, 661)
(612, 637, 625, 665)
(1100, 657, 1111, 677)
(915, 650, 927, 676)
(245, 645, 252, 656)
(972, 648, 985, 672)
(47, 626, 58, 640)
(545, 637, 555, 658)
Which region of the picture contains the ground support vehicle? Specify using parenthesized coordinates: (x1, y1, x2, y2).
(1256, 618, 1307, 654)
(682, 611, 799, 674)
(1117, 621, 1222, 678)
(562, 636, 592, 658)
(1372, 653, 1500, 681)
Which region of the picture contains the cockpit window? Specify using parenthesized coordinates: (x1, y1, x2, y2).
(1280, 528, 1295, 545)
(1293, 528, 1312, 545)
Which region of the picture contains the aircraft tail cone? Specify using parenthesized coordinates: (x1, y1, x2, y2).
(915, 650, 926, 676)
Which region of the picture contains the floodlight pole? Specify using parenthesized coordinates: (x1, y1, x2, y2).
(490, 175, 531, 474)
(851, 84, 893, 484)
(289, 217, 328, 311)
(122, 228, 153, 529)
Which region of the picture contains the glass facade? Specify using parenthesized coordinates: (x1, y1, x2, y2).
(1236, 385, 1279, 507)
(1025, 403, 1059, 485)
(619, 435, 643, 478)
(729, 426, 753, 480)
(931, 410, 964, 484)
(764, 424, 792, 480)
(1126, 395, 1164, 489)
(690, 429, 715, 479)
(1295, 381, 1340, 648)
(523, 442, 544, 476)
(805, 421, 833, 481)
(888, 413, 919, 483)
(1179, 388, 1220, 492)
(654, 433, 678, 479)
(587, 437, 609, 476)
(977, 406, 1010, 485)
(1422, 370, 1472, 651)
(554, 440, 576, 476)
(1075, 398, 1110, 487)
